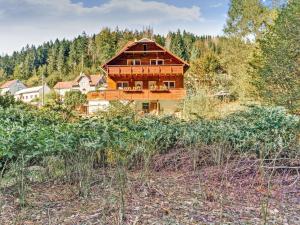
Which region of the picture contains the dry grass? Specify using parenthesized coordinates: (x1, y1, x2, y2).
(1, 149, 299, 225)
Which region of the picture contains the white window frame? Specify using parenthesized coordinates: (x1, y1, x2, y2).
(150, 59, 164, 65)
(163, 81, 176, 89)
(127, 59, 141, 66)
(117, 81, 129, 90)
(148, 81, 157, 89)
(134, 81, 143, 89)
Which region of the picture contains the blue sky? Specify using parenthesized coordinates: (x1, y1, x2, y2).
(0, 0, 229, 55)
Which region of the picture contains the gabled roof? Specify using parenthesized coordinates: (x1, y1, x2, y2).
(53, 73, 103, 90)
(53, 81, 73, 89)
(90, 75, 103, 86)
(102, 38, 189, 68)
(73, 73, 103, 87)
(15, 85, 46, 95)
(0, 80, 18, 89)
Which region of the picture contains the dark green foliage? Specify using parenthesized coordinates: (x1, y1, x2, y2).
(0, 94, 19, 108)
(64, 90, 87, 110)
(167, 30, 189, 61)
(0, 105, 298, 172)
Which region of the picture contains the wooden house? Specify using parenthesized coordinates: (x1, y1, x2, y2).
(87, 38, 189, 114)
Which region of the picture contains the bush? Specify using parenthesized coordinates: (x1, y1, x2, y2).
(64, 90, 87, 110)
(0, 93, 19, 108)
(0, 104, 299, 201)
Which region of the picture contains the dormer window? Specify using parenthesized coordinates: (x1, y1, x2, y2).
(150, 59, 164, 65)
(127, 59, 141, 65)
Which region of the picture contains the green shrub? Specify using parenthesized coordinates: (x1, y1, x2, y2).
(0, 104, 299, 195)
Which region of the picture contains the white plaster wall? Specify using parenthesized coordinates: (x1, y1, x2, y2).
(55, 88, 71, 96)
(17, 92, 40, 103)
(78, 76, 96, 93)
(16, 85, 51, 103)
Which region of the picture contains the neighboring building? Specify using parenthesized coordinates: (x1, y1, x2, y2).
(53, 81, 73, 96)
(54, 73, 105, 96)
(15, 84, 51, 104)
(87, 38, 189, 114)
(0, 80, 26, 95)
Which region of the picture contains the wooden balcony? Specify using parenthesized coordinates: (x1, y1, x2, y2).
(87, 88, 186, 101)
(107, 65, 184, 76)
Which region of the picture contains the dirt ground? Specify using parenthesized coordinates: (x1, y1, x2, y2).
(1, 150, 300, 225)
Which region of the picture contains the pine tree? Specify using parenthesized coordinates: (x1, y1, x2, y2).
(96, 28, 118, 64)
(57, 40, 70, 76)
(169, 30, 188, 61)
(47, 40, 60, 75)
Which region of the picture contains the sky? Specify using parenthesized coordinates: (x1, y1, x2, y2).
(0, 0, 230, 55)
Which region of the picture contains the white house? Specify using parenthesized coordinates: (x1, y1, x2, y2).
(53, 73, 105, 96)
(15, 84, 51, 104)
(53, 81, 73, 96)
(0, 80, 27, 95)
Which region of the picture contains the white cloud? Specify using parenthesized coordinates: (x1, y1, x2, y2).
(1, 0, 201, 24)
(0, 0, 206, 54)
(210, 3, 223, 8)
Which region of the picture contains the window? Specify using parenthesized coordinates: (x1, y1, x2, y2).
(134, 81, 143, 89)
(163, 81, 175, 89)
(127, 59, 141, 65)
(143, 44, 147, 52)
(117, 81, 129, 89)
(142, 103, 149, 113)
(148, 81, 157, 89)
(150, 59, 164, 65)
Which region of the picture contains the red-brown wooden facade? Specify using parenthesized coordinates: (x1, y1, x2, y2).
(87, 38, 189, 101)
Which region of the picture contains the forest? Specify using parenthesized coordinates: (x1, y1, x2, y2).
(0, 0, 299, 224)
(0, 0, 299, 111)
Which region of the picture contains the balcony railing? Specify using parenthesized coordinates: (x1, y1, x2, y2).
(87, 88, 186, 101)
(107, 65, 184, 76)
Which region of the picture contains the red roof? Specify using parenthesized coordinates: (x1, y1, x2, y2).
(89, 75, 103, 86)
(73, 74, 102, 87)
(54, 74, 102, 89)
(53, 81, 73, 89)
(0, 80, 17, 89)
